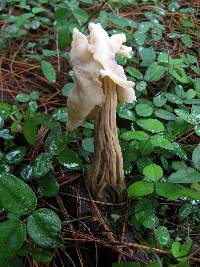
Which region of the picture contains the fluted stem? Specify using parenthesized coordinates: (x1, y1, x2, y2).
(86, 78, 125, 202)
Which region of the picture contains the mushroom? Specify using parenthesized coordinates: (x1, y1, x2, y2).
(67, 23, 136, 202)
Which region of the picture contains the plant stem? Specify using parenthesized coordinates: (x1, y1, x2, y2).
(86, 78, 125, 202)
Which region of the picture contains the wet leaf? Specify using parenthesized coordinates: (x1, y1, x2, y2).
(135, 103, 153, 117)
(136, 119, 164, 133)
(192, 144, 200, 171)
(156, 182, 182, 200)
(62, 83, 74, 96)
(0, 220, 25, 265)
(127, 181, 154, 197)
(41, 61, 56, 83)
(134, 31, 146, 46)
(37, 174, 59, 197)
(121, 131, 149, 141)
(172, 241, 190, 261)
(32, 153, 52, 178)
(144, 62, 166, 81)
(154, 109, 176, 120)
(155, 226, 171, 247)
(168, 167, 200, 183)
(20, 165, 33, 181)
(0, 173, 37, 215)
(151, 135, 174, 150)
(143, 163, 163, 182)
(82, 137, 94, 153)
(16, 93, 30, 103)
(57, 148, 81, 170)
(27, 208, 62, 248)
(32, 248, 53, 263)
(5, 147, 26, 164)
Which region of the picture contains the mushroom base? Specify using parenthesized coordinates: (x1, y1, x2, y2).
(86, 78, 125, 202)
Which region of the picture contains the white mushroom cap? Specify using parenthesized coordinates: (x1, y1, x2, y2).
(67, 23, 136, 130)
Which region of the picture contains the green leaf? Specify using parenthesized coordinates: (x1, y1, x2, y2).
(0, 173, 37, 215)
(186, 89, 196, 99)
(155, 109, 176, 121)
(174, 109, 199, 125)
(82, 137, 94, 153)
(151, 135, 174, 150)
(0, 116, 4, 129)
(46, 134, 66, 157)
(127, 181, 154, 197)
(32, 7, 45, 14)
(164, 93, 183, 104)
(32, 248, 53, 263)
(28, 101, 38, 113)
(158, 52, 170, 63)
(0, 129, 14, 140)
(138, 22, 153, 32)
(172, 142, 188, 160)
(153, 94, 167, 107)
(172, 241, 190, 261)
(57, 148, 82, 170)
(142, 213, 159, 229)
(16, 93, 30, 103)
(139, 47, 156, 66)
(62, 83, 74, 96)
(143, 164, 163, 182)
(42, 50, 57, 57)
(144, 62, 166, 81)
(23, 118, 37, 144)
(155, 226, 171, 247)
(55, 8, 69, 24)
(192, 144, 200, 171)
(0, 0, 6, 11)
(194, 125, 200, 136)
(72, 8, 89, 23)
(51, 108, 68, 123)
(30, 90, 39, 100)
(175, 84, 186, 98)
(124, 161, 132, 175)
(136, 119, 164, 133)
(181, 187, 200, 200)
(134, 31, 146, 46)
(170, 67, 189, 84)
(37, 173, 59, 197)
(181, 35, 192, 48)
(117, 104, 136, 121)
(20, 165, 33, 181)
(32, 153, 52, 178)
(0, 220, 25, 265)
(58, 24, 71, 50)
(109, 16, 138, 28)
(17, 13, 34, 26)
(134, 199, 159, 229)
(41, 61, 56, 83)
(27, 208, 62, 248)
(121, 131, 149, 141)
(168, 167, 200, 183)
(135, 103, 153, 117)
(136, 81, 147, 92)
(126, 67, 143, 80)
(5, 147, 26, 164)
(4, 257, 23, 267)
(179, 204, 193, 221)
(156, 182, 182, 200)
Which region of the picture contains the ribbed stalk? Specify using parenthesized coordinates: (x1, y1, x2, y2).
(86, 78, 125, 202)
